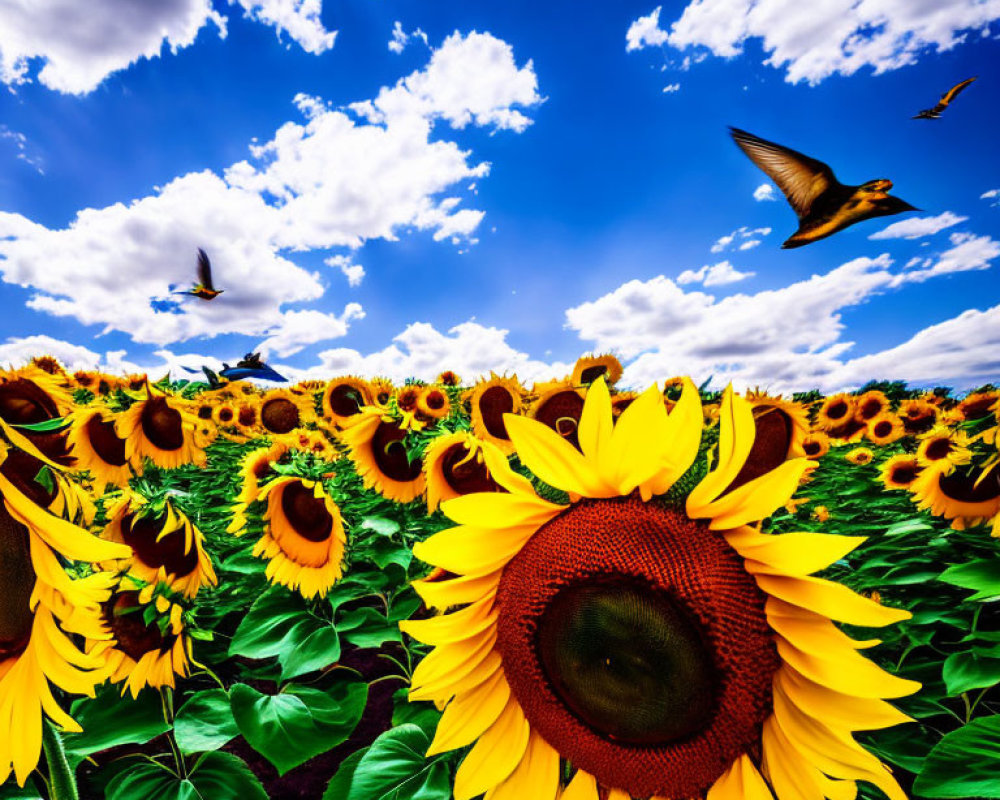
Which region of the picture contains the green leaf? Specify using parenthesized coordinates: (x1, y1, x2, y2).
(942, 651, 1000, 695)
(914, 716, 1000, 798)
(339, 607, 402, 648)
(33, 466, 55, 495)
(359, 516, 401, 538)
(278, 623, 341, 681)
(14, 417, 68, 432)
(229, 681, 368, 775)
(63, 686, 171, 769)
(322, 748, 369, 800)
(174, 689, 239, 754)
(939, 560, 1000, 601)
(228, 586, 315, 660)
(391, 688, 441, 738)
(340, 724, 451, 800)
(106, 753, 267, 800)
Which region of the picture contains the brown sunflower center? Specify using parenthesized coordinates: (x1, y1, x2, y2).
(122, 511, 199, 577)
(423, 390, 446, 411)
(0, 379, 58, 425)
(872, 420, 893, 439)
(141, 398, 184, 451)
(261, 398, 300, 434)
(105, 591, 165, 661)
(478, 386, 514, 439)
(858, 398, 883, 420)
(534, 391, 585, 449)
(217, 407, 234, 423)
(960, 396, 996, 421)
(237, 406, 257, 427)
(372, 421, 422, 482)
(495, 496, 779, 798)
(579, 365, 608, 384)
(890, 464, 919, 485)
(721, 406, 792, 495)
(328, 385, 365, 418)
(939, 470, 1000, 503)
(197, 404, 213, 420)
(803, 439, 821, 456)
(925, 438, 952, 461)
(0, 448, 59, 507)
(441, 444, 500, 496)
(280, 481, 333, 542)
(397, 389, 420, 412)
(85, 414, 128, 467)
(0, 500, 35, 659)
(824, 399, 849, 421)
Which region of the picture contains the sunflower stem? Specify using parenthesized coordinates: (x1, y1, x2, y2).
(41, 719, 78, 800)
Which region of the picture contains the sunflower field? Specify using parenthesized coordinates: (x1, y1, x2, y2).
(1, 354, 999, 800)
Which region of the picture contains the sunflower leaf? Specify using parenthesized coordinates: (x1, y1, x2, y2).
(104, 752, 266, 800)
(174, 689, 239, 754)
(63, 687, 171, 769)
(938, 561, 1000, 601)
(914, 716, 1000, 798)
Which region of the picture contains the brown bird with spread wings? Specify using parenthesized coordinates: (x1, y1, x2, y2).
(172, 248, 223, 300)
(913, 76, 977, 119)
(730, 127, 917, 249)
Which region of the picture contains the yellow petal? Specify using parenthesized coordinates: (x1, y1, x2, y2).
(442, 492, 563, 530)
(727, 528, 864, 575)
(486, 729, 560, 800)
(707, 753, 775, 800)
(504, 414, 611, 497)
(559, 770, 599, 800)
(607, 385, 670, 494)
(642, 377, 703, 497)
(413, 523, 538, 576)
(427, 668, 510, 756)
(453, 697, 530, 800)
(754, 573, 911, 627)
(576, 377, 612, 462)
(775, 637, 918, 699)
(692, 459, 809, 529)
(776, 665, 912, 731)
(687, 385, 753, 508)
(413, 570, 502, 611)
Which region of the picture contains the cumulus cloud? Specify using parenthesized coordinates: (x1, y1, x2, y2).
(231, 0, 336, 54)
(869, 211, 968, 240)
(892, 232, 1000, 286)
(626, 6, 670, 51)
(350, 31, 544, 133)
(0, 0, 226, 94)
(753, 183, 776, 202)
(388, 21, 429, 54)
(326, 255, 365, 287)
(256, 304, 364, 358)
(677, 260, 756, 287)
(711, 225, 771, 253)
(628, 0, 1000, 84)
(0, 31, 538, 348)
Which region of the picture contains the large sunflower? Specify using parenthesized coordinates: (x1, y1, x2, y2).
(66, 407, 131, 493)
(115, 384, 206, 472)
(322, 377, 373, 428)
(339, 409, 426, 503)
(469, 374, 525, 456)
(254, 477, 346, 598)
(401, 379, 917, 800)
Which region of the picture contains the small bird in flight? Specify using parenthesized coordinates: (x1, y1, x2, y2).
(912, 76, 977, 120)
(173, 248, 223, 300)
(729, 127, 917, 248)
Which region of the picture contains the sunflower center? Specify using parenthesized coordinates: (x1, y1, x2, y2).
(122, 512, 199, 577)
(479, 386, 514, 439)
(0, 500, 35, 659)
(105, 591, 165, 661)
(197, 404, 213, 420)
(261, 398, 300, 434)
(372, 421, 422, 482)
(424, 390, 446, 411)
(803, 440, 821, 456)
(579, 365, 607, 384)
(859, 398, 883, 420)
(280, 481, 333, 542)
(939, 470, 1000, 503)
(825, 399, 849, 421)
(534, 391, 584, 449)
(721, 406, 792, 495)
(441, 444, 500, 496)
(891, 464, 918, 485)
(397, 389, 420, 412)
(495, 496, 779, 799)
(85, 414, 128, 467)
(925, 438, 951, 461)
(141, 398, 184, 451)
(237, 406, 257, 427)
(217, 407, 234, 423)
(0, 379, 58, 425)
(329, 385, 365, 417)
(872, 420, 893, 438)
(0, 448, 59, 507)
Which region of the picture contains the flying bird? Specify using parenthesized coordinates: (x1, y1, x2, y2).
(729, 127, 918, 248)
(912, 76, 977, 120)
(219, 352, 287, 383)
(173, 248, 223, 300)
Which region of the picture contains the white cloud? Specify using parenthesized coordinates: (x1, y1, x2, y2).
(626, 7, 670, 52)
(982, 189, 1000, 207)
(711, 225, 771, 253)
(631, 0, 1000, 84)
(388, 21, 429, 54)
(256, 304, 364, 358)
(892, 232, 1000, 286)
(0, 32, 538, 347)
(662, 82, 681, 93)
(325, 254, 365, 287)
(677, 260, 756, 287)
(0, 0, 227, 94)
(350, 31, 544, 133)
(231, 0, 336, 54)
(753, 183, 776, 202)
(0, 125, 44, 174)
(869, 211, 968, 240)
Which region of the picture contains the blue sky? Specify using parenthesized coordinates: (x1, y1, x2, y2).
(0, 0, 997, 393)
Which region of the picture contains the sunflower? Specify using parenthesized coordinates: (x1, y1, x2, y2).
(845, 447, 875, 465)
(866, 413, 905, 446)
(396, 385, 422, 413)
(65, 407, 130, 493)
(880, 454, 921, 491)
(423, 432, 504, 513)
(0, 367, 74, 424)
(322, 376, 373, 428)
(661, 376, 686, 401)
(115, 384, 206, 472)
(801, 431, 831, 459)
(610, 391, 637, 420)
(227, 441, 290, 535)
(72, 370, 102, 392)
(909, 463, 1000, 530)
(469, 374, 525, 456)
(437, 370, 461, 387)
(732, 394, 809, 489)
(916, 425, 972, 471)
(254, 477, 346, 598)
(192, 396, 217, 423)
(417, 386, 451, 420)
(530, 382, 587, 450)
(235, 401, 261, 436)
(259, 388, 310, 436)
(571, 354, 623, 387)
(369, 377, 395, 407)
(96, 589, 190, 698)
(853, 390, 889, 424)
(957, 390, 1000, 422)
(339, 409, 425, 503)
(898, 398, 939, 435)
(212, 401, 238, 428)
(30, 355, 68, 379)
(101, 495, 217, 598)
(401, 379, 916, 800)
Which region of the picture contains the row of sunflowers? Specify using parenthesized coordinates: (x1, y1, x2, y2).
(0, 353, 998, 800)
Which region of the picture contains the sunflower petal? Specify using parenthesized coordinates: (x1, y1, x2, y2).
(726, 528, 865, 575)
(504, 414, 611, 497)
(576, 377, 612, 462)
(453, 697, 530, 800)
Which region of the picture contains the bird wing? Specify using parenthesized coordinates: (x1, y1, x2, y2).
(938, 76, 977, 108)
(729, 127, 839, 218)
(196, 248, 215, 290)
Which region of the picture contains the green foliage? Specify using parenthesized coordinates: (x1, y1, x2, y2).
(105, 752, 267, 800)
